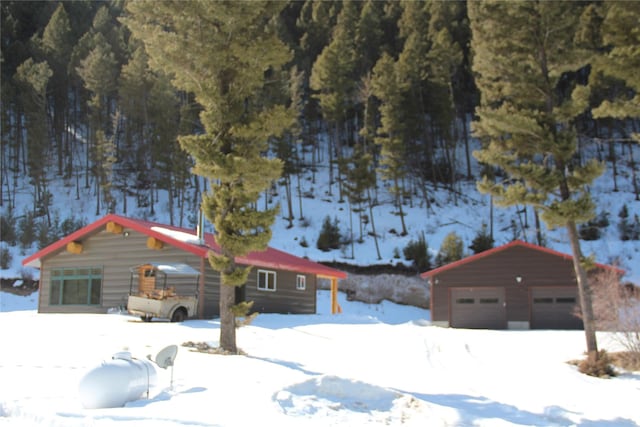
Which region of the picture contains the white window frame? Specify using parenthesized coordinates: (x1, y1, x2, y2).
(296, 274, 306, 291)
(257, 269, 276, 292)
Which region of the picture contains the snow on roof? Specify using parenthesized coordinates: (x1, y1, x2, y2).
(150, 226, 202, 245)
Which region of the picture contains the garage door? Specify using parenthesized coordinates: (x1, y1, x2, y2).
(530, 287, 583, 329)
(451, 288, 506, 329)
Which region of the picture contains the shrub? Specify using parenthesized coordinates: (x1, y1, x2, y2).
(578, 350, 616, 378)
(618, 205, 639, 241)
(588, 268, 640, 364)
(403, 233, 431, 271)
(436, 231, 464, 266)
(59, 215, 86, 237)
(37, 221, 54, 249)
(0, 245, 12, 270)
(469, 223, 494, 254)
(18, 211, 36, 250)
(316, 216, 341, 251)
(579, 211, 609, 241)
(0, 210, 17, 244)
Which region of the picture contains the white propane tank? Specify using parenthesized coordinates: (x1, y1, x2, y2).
(78, 351, 158, 409)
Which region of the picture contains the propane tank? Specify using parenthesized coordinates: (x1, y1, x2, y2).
(78, 351, 158, 409)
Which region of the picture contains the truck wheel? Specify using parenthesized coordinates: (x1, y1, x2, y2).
(171, 308, 187, 323)
(141, 315, 152, 322)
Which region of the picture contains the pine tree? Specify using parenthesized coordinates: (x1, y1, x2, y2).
(124, 1, 293, 353)
(310, 0, 360, 198)
(42, 3, 73, 177)
(76, 32, 118, 215)
(469, 223, 494, 254)
(590, 1, 640, 121)
(469, 1, 604, 364)
(14, 58, 52, 220)
(371, 52, 408, 236)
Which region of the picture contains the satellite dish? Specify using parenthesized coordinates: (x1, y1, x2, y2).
(155, 345, 178, 369)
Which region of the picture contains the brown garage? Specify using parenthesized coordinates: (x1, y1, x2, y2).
(421, 240, 621, 330)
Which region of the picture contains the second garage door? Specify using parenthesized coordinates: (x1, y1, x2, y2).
(451, 288, 506, 329)
(530, 287, 583, 329)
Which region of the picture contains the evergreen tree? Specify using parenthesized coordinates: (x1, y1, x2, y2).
(42, 3, 73, 177)
(436, 231, 464, 267)
(310, 0, 360, 197)
(76, 32, 118, 214)
(469, 223, 494, 254)
(371, 52, 408, 236)
(469, 1, 604, 364)
(590, 1, 640, 121)
(124, 0, 293, 353)
(403, 232, 431, 272)
(14, 58, 52, 220)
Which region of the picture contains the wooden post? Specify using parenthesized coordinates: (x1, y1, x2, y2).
(330, 277, 342, 314)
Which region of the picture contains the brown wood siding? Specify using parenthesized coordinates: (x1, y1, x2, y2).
(38, 228, 203, 314)
(202, 261, 221, 318)
(38, 227, 320, 317)
(245, 269, 316, 314)
(431, 283, 450, 322)
(505, 286, 529, 322)
(432, 245, 580, 329)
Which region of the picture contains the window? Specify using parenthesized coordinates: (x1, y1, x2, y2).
(50, 267, 102, 305)
(257, 270, 276, 292)
(456, 298, 474, 304)
(296, 275, 306, 291)
(479, 298, 499, 304)
(533, 297, 553, 304)
(556, 297, 576, 304)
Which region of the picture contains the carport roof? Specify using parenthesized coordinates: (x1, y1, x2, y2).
(420, 240, 623, 279)
(22, 214, 347, 280)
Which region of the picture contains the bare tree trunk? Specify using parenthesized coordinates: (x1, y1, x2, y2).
(608, 122, 618, 192)
(296, 170, 304, 220)
(566, 220, 599, 362)
(284, 174, 293, 228)
(462, 115, 472, 179)
(534, 208, 544, 246)
(366, 187, 381, 260)
(219, 282, 237, 353)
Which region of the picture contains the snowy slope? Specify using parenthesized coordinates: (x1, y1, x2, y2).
(0, 290, 639, 427)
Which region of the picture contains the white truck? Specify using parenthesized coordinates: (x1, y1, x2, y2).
(127, 263, 200, 322)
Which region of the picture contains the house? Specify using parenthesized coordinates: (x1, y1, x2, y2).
(22, 214, 347, 318)
(421, 240, 622, 330)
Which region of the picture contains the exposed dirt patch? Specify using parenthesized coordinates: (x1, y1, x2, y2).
(0, 278, 39, 296)
(182, 341, 246, 356)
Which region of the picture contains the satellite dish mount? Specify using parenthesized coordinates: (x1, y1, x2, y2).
(152, 345, 178, 389)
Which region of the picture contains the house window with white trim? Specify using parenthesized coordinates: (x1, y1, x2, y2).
(296, 274, 306, 291)
(257, 270, 276, 291)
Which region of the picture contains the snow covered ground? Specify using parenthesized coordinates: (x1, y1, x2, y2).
(1, 289, 639, 427)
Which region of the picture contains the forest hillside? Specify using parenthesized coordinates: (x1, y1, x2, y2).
(1, 1, 639, 287)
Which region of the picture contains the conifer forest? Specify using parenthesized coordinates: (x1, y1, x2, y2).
(1, 0, 639, 254)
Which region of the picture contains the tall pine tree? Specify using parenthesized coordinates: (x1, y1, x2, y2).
(469, 1, 604, 364)
(124, 0, 293, 353)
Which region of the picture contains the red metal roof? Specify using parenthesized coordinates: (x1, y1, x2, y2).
(22, 214, 347, 279)
(420, 239, 623, 279)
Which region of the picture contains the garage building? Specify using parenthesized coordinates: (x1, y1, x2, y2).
(421, 240, 621, 330)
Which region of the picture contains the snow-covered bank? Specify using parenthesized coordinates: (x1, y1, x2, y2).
(1, 290, 638, 427)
